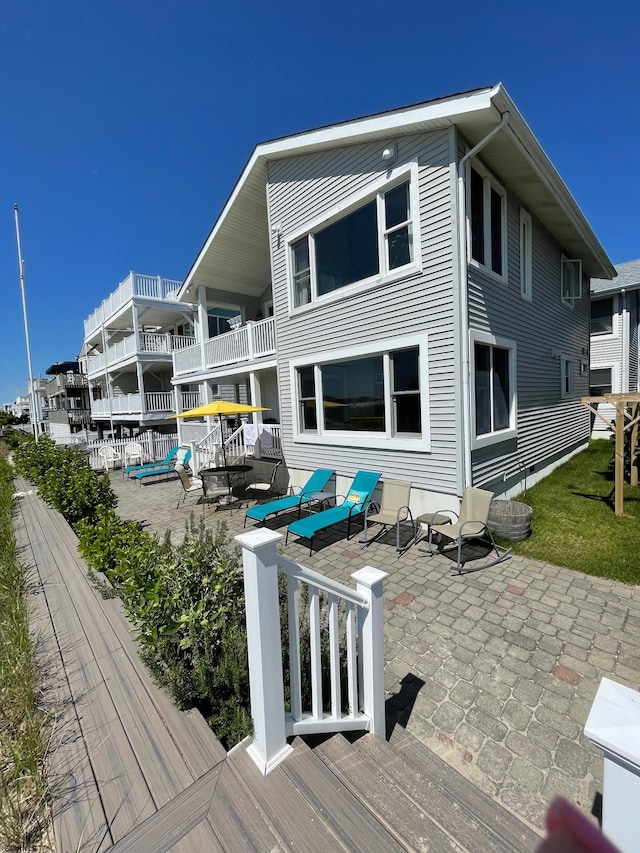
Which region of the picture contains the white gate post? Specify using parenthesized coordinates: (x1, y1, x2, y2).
(236, 529, 293, 775)
(352, 566, 388, 739)
(585, 677, 640, 852)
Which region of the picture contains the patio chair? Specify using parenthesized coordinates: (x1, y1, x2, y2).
(244, 468, 335, 528)
(124, 444, 178, 477)
(175, 463, 204, 508)
(133, 447, 191, 484)
(234, 460, 283, 504)
(425, 487, 512, 574)
(360, 479, 414, 555)
(98, 445, 121, 472)
(286, 471, 381, 555)
(122, 441, 144, 475)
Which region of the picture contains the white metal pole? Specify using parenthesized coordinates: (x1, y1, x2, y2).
(13, 205, 39, 439)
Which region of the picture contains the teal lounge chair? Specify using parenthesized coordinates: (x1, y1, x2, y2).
(286, 471, 381, 555)
(124, 444, 178, 477)
(244, 469, 335, 528)
(134, 447, 191, 484)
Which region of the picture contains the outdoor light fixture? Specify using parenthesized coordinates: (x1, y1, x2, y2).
(381, 142, 397, 164)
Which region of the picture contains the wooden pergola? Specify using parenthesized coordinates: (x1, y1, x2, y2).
(581, 393, 640, 516)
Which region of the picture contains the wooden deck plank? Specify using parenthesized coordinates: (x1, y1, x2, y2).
(280, 738, 406, 851)
(313, 733, 462, 851)
(224, 741, 341, 850)
(105, 766, 224, 853)
(359, 729, 541, 851)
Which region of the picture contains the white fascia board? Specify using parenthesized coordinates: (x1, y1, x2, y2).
(179, 88, 497, 302)
(490, 85, 616, 280)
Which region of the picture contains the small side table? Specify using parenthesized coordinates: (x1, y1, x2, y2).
(416, 512, 452, 551)
(304, 491, 334, 514)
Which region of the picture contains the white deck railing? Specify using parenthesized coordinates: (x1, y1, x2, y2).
(86, 332, 195, 377)
(236, 530, 387, 775)
(145, 391, 173, 412)
(181, 391, 200, 410)
(173, 317, 276, 377)
(90, 391, 174, 417)
(85, 431, 178, 470)
(84, 273, 183, 337)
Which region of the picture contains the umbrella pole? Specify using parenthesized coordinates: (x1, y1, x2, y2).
(219, 415, 232, 496)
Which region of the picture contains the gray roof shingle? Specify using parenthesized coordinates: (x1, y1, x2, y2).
(591, 259, 640, 294)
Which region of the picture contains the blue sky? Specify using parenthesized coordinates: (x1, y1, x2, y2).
(1, 0, 638, 405)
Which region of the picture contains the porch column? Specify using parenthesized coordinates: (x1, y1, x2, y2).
(197, 286, 208, 372)
(248, 371, 263, 428)
(133, 307, 147, 414)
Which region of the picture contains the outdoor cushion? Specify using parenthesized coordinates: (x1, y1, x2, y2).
(344, 489, 367, 507)
(134, 448, 191, 482)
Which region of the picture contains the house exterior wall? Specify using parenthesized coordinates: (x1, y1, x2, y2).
(266, 129, 460, 502)
(466, 150, 591, 494)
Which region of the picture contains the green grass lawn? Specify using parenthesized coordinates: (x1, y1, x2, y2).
(506, 440, 640, 584)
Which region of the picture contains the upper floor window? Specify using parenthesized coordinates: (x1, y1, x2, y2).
(291, 334, 429, 451)
(470, 330, 517, 448)
(290, 174, 417, 309)
(590, 297, 614, 335)
(561, 258, 582, 306)
(469, 162, 507, 280)
(520, 208, 532, 301)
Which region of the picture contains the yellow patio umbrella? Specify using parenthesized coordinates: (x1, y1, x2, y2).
(169, 401, 270, 469)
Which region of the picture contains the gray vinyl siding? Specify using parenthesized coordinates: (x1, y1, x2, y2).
(468, 165, 591, 492)
(267, 130, 459, 494)
(630, 291, 639, 391)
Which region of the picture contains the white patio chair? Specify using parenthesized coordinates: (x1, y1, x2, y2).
(122, 441, 144, 475)
(98, 445, 121, 472)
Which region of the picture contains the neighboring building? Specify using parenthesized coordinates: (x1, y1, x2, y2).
(83, 271, 198, 437)
(28, 378, 49, 436)
(44, 360, 92, 440)
(589, 260, 640, 437)
(173, 84, 614, 511)
(7, 394, 30, 419)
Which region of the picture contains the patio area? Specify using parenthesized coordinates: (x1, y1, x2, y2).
(110, 470, 640, 832)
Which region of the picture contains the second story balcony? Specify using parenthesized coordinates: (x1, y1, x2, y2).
(84, 272, 183, 339)
(86, 332, 196, 378)
(173, 316, 276, 378)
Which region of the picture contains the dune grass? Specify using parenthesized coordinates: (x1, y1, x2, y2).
(506, 440, 640, 584)
(0, 451, 52, 851)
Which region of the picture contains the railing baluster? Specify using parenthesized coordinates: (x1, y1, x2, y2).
(287, 576, 302, 721)
(309, 585, 323, 721)
(328, 593, 341, 719)
(346, 602, 358, 716)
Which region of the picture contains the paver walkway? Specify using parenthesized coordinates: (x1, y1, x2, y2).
(112, 470, 640, 832)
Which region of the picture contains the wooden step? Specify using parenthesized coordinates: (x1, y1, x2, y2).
(328, 728, 540, 852)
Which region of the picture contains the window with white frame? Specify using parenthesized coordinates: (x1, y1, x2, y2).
(590, 297, 614, 335)
(289, 173, 418, 309)
(292, 335, 428, 450)
(560, 356, 574, 398)
(561, 258, 582, 305)
(471, 331, 517, 447)
(520, 208, 532, 301)
(469, 161, 507, 279)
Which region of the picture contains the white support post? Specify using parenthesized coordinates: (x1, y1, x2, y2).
(235, 529, 293, 775)
(352, 566, 388, 739)
(585, 677, 640, 852)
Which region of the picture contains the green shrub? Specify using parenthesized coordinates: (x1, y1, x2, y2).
(14, 435, 116, 528)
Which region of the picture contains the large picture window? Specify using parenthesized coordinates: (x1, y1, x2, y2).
(292, 336, 428, 450)
(471, 331, 516, 447)
(469, 161, 507, 280)
(290, 172, 418, 309)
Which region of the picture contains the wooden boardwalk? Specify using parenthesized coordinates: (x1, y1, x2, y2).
(15, 479, 541, 852)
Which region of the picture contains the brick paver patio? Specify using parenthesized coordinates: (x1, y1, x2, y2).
(110, 470, 640, 831)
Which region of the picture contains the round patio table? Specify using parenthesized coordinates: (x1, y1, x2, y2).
(199, 464, 253, 508)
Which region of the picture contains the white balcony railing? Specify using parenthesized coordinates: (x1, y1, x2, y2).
(90, 391, 174, 418)
(84, 272, 183, 338)
(181, 391, 200, 410)
(173, 317, 276, 378)
(236, 530, 387, 775)
(86, 333, 196, 377)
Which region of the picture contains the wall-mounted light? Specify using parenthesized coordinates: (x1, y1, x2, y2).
(381, 142, 397, 164)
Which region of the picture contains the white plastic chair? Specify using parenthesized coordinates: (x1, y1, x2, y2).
(98, 445, 121, 472)
(122, 442, 143, 474)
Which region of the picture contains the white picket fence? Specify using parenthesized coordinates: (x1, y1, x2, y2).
(85, 431, 178, 471)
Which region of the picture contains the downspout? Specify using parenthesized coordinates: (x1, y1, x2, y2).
(456, 110, 511, 489)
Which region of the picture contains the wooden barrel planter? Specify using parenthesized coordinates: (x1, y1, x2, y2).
(487, 499, 532, 541)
